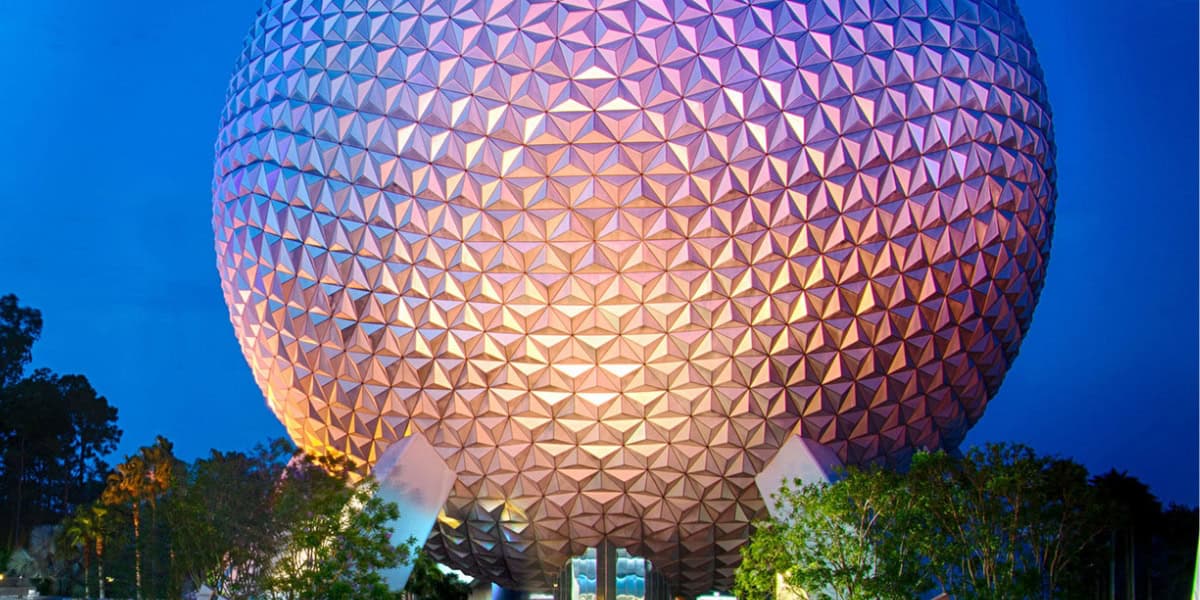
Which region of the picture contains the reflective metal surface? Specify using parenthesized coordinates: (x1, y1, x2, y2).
(214, 0, 1055, 593)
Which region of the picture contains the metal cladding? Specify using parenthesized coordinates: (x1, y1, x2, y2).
(213, 0, 1055, 594)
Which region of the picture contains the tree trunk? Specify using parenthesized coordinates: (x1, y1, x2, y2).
(9, 440, 26, 549)
(1109, 530, 1116, 600)
(97, 534, 106, 600)
(63, 455, 73, 519)
(1126, 528, 1134, 600)
(83, 545, 91, 600)
(149, 503, 157, 599)
(134, 503, 143, 600)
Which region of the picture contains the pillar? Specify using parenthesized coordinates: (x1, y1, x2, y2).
(753, 435, 844, 519)
(372, 433, 456, 590)
(595, 539, 618, 600)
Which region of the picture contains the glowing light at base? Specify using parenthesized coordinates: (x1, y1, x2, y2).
(214, 0, 1056, 594)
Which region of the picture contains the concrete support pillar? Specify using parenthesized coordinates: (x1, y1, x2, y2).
(753, 435, 844, 519)
(595, 539, 618, 600)
(555, 556, 575, 600)
(644, 564, 671, 600)
(371, 434, 456, 590)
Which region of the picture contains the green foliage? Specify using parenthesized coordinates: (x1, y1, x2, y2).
(737, 443, 1121, 599)
(1087, 469, 1189, 599)
(907, 444, 1101, 599)
(0, 369, 121, 550)
(403, 550, 471, 600)
(0, 294, 42, 389)
(163, 440, 293, 598)
(0, 295, 121, 551)
(101, 436, 180, 600)
(97, 439, 416, 600)
(262, 454, 413, 600)
(1158, 504, 1199, 599)
(733, 520, 789, 600)
(736, 467, 930, 600)
(0, 296, 451, 598)
(57, 503, 114, 599)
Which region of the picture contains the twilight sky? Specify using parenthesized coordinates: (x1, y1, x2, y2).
(0, 1, 1196, 504)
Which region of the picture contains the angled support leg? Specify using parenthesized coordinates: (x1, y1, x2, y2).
(372, 434, 456, 590)
(754, 436, 844, 519)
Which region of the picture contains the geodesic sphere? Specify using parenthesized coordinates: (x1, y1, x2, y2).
(213, 0, 1055, 593)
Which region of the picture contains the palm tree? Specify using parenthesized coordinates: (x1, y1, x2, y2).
(139, 436, 176, 597)
(61, 507, 94, 599)
(59, 503, 110, 600)
(102, 454, 149, 600)
(101, 437, 177, 600)
(139, 437, 175, 498)
(92, 505, 110, 600)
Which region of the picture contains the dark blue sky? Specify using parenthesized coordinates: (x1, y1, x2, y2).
(0, 1, 1196, 504)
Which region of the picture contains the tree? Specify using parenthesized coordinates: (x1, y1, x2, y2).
(160, 439, 417, 599)
(907, 445, 1101, 599)
(1, 370, 71, 548)
(1157, 504, 1199, 599)
(735, 467, 930, 600)
(92, 505, 111, 600)
(0, 293, 44, 548)
(0, 370, 120, 549)
(1090, 469, 1161, 599)
(60, 506, 94, 599)
(738, 445, 1107, 599)
(262, 454, 413, 600)
(59, 503, 111, 599)
(1028, 457, 1102, 597)
(101, 438, 176, 600)
(164, 440, 293, 598)
(138, 436, 177, 598)
(0, 295, 120, 552)
(733, 520, 789, 600)
(59, 376, 121, 516)
(102, 454, 148, 600)
(0, 294, 41, 389)
(403, 550, 471, 600)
